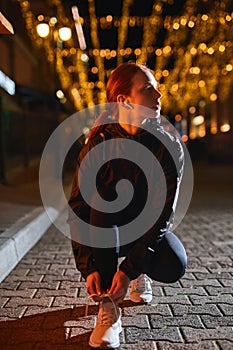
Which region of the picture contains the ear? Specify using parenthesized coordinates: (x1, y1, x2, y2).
(117, 94, 126, 103)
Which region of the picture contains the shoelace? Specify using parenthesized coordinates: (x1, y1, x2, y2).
(85, 293, 119, 324)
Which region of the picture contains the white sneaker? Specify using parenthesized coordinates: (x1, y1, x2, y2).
(87, 294, 122, 349)
(130, 274, 153, 303)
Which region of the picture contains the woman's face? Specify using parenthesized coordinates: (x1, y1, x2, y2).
(128, 70, 162, 116)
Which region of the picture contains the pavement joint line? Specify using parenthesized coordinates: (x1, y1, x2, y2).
(213, 241, 233, 246)
(0, 206, 59, 283)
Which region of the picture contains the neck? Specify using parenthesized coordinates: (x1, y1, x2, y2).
(118, 113, 142, 135)
(119, 123, 139, 135)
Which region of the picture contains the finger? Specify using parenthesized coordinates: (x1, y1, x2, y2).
(92, 295, 102, 302)
(109, 286, 122, 301)
(87, 278, 97, 295)
(95, 283, 102, 297)
(112, 285, 128, 301)
(111, 288, 122, 299)
(108, 280, 118, 295)
(112, 291, 125, 304)
(87, 284, 102, 302)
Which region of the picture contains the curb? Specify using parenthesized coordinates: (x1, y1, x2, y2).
(0, 206, 59, 283)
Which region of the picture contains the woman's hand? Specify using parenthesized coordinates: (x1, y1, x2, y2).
(108, 270, 130, 304)
(86, 271, 103, 302)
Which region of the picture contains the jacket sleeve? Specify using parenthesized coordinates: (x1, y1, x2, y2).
(119, 135, 184, 280)
(67, 140, 98, 280)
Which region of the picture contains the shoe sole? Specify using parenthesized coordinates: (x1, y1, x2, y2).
(130, 295, 152, 303)
(89, 334, 121, 349)
(89, 339, 120, 349)
(89, 326, 122, 349)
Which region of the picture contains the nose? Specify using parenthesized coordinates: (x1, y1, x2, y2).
(154, 88, 162, 100)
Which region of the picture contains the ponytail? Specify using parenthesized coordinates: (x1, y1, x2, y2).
(88, 110, 112, 140)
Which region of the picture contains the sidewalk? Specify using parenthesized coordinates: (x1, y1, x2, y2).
(0, 162, 233, 349)
(0, 162, 64, 283)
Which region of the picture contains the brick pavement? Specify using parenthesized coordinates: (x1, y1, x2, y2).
(0, 181, 60, 283)
(0, 164, 233, 349)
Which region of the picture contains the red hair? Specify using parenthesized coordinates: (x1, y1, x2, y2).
(106, 62, 148, 102)
(88, 62, 150, 139)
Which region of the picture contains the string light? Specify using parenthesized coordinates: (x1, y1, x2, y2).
(16, 0, 233, 140)
(88, 0, 106, 103)
(36, 23, 50, 38)
(72, 6, 87, 50)
(192, 115, 204, 126)
(220, 123, 231, 132)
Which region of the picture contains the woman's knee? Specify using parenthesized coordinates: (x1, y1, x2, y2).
(145, 231, 187, 283)
(161, 255, 187, 283)
(149, 250, 187, 283)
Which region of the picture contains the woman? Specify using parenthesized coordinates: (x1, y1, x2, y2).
(68, 62, 187, 349)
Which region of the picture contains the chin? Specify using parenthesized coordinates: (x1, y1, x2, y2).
(145, 108, 160, 119)
(154, 109, 161, 118)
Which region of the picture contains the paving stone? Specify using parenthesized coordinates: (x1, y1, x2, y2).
(120, 340, 157, 349)
(163, 286, 208, 296)
(5, 329, 48, 345)
(0, 289, 36, 298)
(3, 275, 43, 283)
(34, 342, 92, 350)
(186, 267, 210, 273)
(146, 295, 191, 305)
(122, 314, 150, 328)
(59, 281, 85, 289)
(0, 297, 9, 307)
(189, 295, 233, 305)
(17, 281, 60, 290)
(24, 264, 50, 277)
(125, 327, 183, 343)
(155, 281, 181, 288)
(201, 315, 233, 328)
(123, 303, 173, 316)
(42, 274, 81, 282)
(7, 268, 30, 276)
(5, 296, 54, 308)
(150, 314, 204, 329)
(1, 343, 35, 350)
(0, 281, 20, 290)
(23, 306, 71, 316)
(151, 285, 165, 297)
(194, 272, 233, 280)
(204, 286, 233, 296)
(42, 312, 94, 331)
(220, 280, 233, 287)
(0, 306, 27, 320)
(217, 340, 233, 350)
(52, 296, 77, 307)
(48, 264, 75, 271)
(63, 269, 79, 277)
(36, 288, 78, 298)
(218, 304, 233, 316)
(0, 328, 14, 345)
(156, 341, 218, 350)
(180, 272, 196, 280)
(69, 325, 92, 337)
(171, 304, 222, 316)
(199, 256, 232, 263)
(180, 279, 222, 288)
(182, 327, 233, 342)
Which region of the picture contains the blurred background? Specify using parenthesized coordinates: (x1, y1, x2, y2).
(0, 0, 233, 186)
